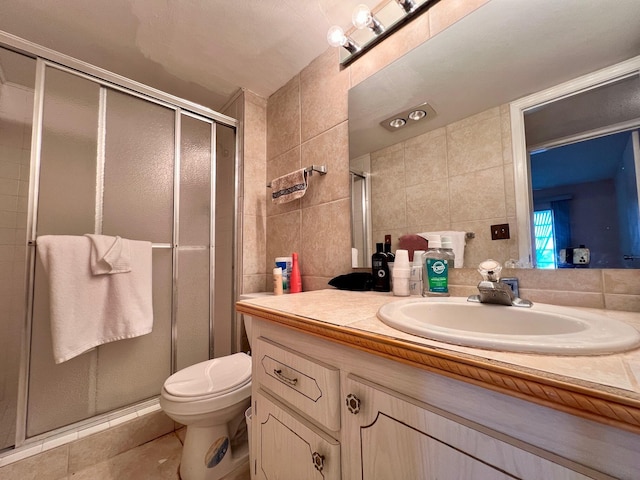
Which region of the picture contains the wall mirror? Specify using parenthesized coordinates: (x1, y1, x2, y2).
(348, 0, 640, 269)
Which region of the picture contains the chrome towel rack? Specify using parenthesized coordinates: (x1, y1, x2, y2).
(267, 165, 327, 188)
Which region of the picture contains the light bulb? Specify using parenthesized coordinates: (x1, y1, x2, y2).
(352, 4, 373, 29)
(408, 110, 427, 121)
(389, 118, 406, 128)
(327, 25, 347, 47)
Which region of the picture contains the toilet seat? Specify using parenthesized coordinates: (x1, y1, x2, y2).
(164, 353, 251, 400)
(160, 352, 252, 416)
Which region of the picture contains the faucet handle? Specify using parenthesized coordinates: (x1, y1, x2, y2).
(478, 259, 502, 282)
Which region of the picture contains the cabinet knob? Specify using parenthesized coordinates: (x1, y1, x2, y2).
(346, 393, 361, 414)
(311, 452, 325, 472)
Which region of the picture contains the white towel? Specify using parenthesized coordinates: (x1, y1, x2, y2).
(271, 169, 307, 204)
(418, 231, 467, 268)
(36, 235, 153, 364)
(85, 234, 131, 274)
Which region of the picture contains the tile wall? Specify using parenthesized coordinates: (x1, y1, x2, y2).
(257, 0, 640, 310)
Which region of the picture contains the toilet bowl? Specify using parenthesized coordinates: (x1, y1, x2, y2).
(160, 293, 268, 480)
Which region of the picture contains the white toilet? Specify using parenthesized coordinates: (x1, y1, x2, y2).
(160, 293, 265, 480)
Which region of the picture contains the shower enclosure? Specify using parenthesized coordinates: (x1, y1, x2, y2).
(0, 39, 238, 451)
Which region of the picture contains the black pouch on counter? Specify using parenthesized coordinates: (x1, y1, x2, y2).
(328, 272, 373, 291)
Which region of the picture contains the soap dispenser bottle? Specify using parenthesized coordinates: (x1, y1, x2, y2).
(372, 242, 390, 292)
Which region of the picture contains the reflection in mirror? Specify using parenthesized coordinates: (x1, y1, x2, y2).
(513, 59, 640, 269)
(348, 0, 640, 268)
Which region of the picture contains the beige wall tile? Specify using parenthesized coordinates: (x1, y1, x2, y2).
(266, 147, 302, 217)
(452, 218, 515, 268)
(0, 445, 68, 480)
(242, 214, 266, 275)
(372, 186, 407, 231)
(300, 49, 349, 142)
(404, 128, 447, 186)
(301, 121, 350, 208)
(449, 166, 506, 223)
(243, 94, 267, 217)
(446, 113, 503, 176)
(603, 270, 640, 295)
(406, 180, 450, 227)
(303, 276, 335, 292)
(604, 294, 640, 312)
(520, 289, 605, 309)
(429, 0, 490, 37)
(301, 199, 352, 280)
(515, 268, 603, 292)
(371, 143, 405, 193)
(243, 274, 268, 294)
(266, 210, 301, 273)
(266, 76, 300, 160)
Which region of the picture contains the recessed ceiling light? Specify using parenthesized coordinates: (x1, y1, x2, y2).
(389, 118, 406, 128)
(408, 110, 427, 121)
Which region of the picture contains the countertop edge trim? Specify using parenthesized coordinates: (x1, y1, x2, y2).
(237, 303, 640, 434)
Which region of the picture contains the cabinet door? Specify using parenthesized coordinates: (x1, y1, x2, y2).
(254, 389, 340, 480)
(343, 375, 591, 480)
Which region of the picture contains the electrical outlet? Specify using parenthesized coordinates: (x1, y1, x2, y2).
(491, 223, 510, 240)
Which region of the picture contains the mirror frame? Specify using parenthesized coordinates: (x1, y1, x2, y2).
(511, 55, 640, 267)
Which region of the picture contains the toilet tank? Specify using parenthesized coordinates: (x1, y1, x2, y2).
(239, 292, 272, 347)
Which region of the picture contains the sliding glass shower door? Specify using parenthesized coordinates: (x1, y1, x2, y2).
(0, 49, 237, 448)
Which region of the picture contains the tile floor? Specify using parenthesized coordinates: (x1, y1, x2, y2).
(62, 429, 250, 480)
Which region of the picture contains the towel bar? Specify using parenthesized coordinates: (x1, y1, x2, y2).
(267, 164, 327, 188)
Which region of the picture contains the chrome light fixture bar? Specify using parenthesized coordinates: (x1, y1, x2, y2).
(327, 0, 441, 67)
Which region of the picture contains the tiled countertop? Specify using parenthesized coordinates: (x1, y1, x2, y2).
(237, 289, 640, 432)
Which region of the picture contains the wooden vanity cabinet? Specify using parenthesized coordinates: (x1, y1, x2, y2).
(343, 375, 592, 480)
(249, 317, 616, 480)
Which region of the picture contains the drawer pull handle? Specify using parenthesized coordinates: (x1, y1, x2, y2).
(312, 452, 325, 472)
(273, 368, 298, 386)
(346, 393, 361, 414)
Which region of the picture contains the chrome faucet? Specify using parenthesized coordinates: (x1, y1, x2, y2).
(467, 260, 532, 307)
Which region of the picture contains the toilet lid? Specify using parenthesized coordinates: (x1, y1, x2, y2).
(164, 353, 251, 398)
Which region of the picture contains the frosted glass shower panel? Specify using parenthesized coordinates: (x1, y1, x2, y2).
(95, 248, 172, 412)
(179, 114, 211, 246)
(0, 46, 36, 450)
(102, 90, 174, 242)
(176, 249, 211, 370)
(37, 67, 99, 235)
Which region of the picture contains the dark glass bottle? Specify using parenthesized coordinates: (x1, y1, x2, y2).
(372, 242, 390, 292)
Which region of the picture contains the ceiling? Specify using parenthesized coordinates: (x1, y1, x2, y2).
(0, 0, 380, 110)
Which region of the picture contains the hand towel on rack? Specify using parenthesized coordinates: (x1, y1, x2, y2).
(271, 169, 307, 204)
(36, 235, 153, 364)
(417, 231, 467, 268)
(85, 234, 131, 274)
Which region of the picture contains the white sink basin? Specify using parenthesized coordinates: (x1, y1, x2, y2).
(377, 297, 640, 355)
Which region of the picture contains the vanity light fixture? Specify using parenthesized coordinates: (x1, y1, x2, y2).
(327, 0, 441, 67)
(352, 4, 385, 35)
(395, 0, 417, 13)
(381, 102, 436, 132)
(326, 25, 360, 54)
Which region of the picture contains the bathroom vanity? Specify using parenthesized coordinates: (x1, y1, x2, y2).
(236, 290, 640, 480)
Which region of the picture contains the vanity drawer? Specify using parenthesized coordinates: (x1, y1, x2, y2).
(254, 336, 340, 431)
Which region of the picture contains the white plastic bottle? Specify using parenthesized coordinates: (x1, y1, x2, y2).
(409, 250, 425, 295)
(392, 249, 411, 296)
